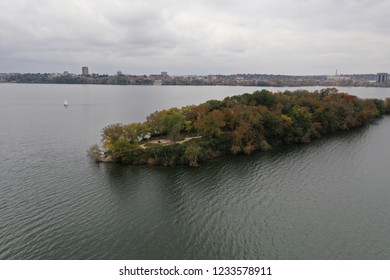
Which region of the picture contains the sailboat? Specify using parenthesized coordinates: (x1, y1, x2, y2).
(64, 99, 69, 107)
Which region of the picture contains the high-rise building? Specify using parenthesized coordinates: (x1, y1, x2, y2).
(82, 66, 89, 76)
(377, 73, 388, 83)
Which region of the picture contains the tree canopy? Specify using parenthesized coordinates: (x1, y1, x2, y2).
(99, 89, 390, 166)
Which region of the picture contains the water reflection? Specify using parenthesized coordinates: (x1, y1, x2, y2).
(97, 117, 390, 259)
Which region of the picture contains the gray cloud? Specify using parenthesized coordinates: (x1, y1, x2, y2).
(0, 0, 389, 74)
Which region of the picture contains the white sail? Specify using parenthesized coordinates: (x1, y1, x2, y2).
(64, 99, 69, 106)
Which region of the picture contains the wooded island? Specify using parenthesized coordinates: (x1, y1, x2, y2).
(93, 89, 390, 166)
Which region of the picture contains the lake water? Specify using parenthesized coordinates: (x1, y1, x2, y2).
(1, 84, 390, 260)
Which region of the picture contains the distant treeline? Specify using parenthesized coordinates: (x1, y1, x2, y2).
(97, 88, 390, 166)
(2, 73, 154, 85)
(2, 73, 388, 87)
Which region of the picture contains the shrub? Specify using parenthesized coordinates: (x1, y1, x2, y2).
(260, 140, 272, 151)
(87, 144, 101, 161)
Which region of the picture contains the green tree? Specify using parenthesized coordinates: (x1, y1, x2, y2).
(146, 110, 167, 135)
(289, 105, 312, 133)
(161, 109, 186, 143)
(184, 144, 202, 167)
(101, 123, 124, 150)
(123, 122, 150, 144)
(252, 90, 277, 107)
(110, 135, 131, 157)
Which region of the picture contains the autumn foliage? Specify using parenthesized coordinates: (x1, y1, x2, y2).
(99, 89, 390, 166)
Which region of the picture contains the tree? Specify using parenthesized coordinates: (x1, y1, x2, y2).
(146, 110, 168, 135)
(187, 103, 210, 123)
(123, 122, 150, 144)
(98, 88, 389, 166)
(289, 105, 312, 132)
(231, 121, 251, 151)
(243, 142, 255, 155)
(194, 109, 225, 139)
(161, 109, 186, 143)
(385, 98, 390, 113)
(110, 135, 131, 157)
(101, 123, 124, 150)
(252, 90, 277, 107)
(185, 144, 202, 167)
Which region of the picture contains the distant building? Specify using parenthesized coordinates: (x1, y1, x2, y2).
(117, 71, 123, 76)
(208, 75, 217, 83)
(377, 73, 388, 83)
(82, 66, 89, 76)
(161, 71, 168, 77)
(149, 74, 162, 80)
(327, 75, 351, 81)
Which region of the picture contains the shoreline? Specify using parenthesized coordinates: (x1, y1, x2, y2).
(2, 81, 390, 88)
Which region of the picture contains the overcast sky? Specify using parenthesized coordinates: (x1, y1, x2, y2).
(1, 0, 389, 75)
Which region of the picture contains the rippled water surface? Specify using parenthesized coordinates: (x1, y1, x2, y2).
(1, 84, 390, 259)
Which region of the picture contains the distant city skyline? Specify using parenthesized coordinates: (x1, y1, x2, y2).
(1, 0, 390, 75)
(2, 71, 385, 88)
(1, 67, 386, 77)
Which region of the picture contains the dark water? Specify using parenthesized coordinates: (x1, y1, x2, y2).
(1, 84, 390, 260)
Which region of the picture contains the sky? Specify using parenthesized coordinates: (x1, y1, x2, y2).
(1, 0, 389, 75)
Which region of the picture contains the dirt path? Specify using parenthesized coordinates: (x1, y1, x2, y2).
(177, 136, 202, 144)
(139, 136, 202, 149)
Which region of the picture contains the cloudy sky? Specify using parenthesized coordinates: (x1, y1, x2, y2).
(1, 0, 389, 75)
